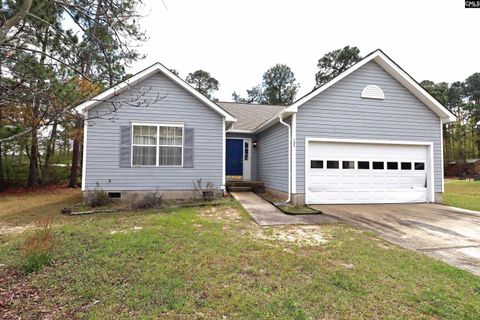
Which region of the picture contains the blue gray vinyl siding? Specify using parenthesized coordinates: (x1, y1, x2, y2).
(226, 132, 258, 181)
(295, 61, 442, 194)
(257, 120, 289, 192)
(84, 71, 224, 191)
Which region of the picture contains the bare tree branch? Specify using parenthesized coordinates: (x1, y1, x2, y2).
(0, 0, 33, 44)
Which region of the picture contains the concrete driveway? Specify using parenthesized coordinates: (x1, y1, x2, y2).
(311, 203, 480, 276)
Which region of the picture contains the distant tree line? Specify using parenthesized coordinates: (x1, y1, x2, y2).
(421, 75, 480, 169)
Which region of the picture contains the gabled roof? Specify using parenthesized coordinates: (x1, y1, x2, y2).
(284, 49, 457, 124)
(75, 63, 237, 122)
(217, 102, 285, 132)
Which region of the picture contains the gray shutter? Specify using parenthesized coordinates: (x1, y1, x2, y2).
(119, 125, 131, 167)
(183, 127, 194, 168)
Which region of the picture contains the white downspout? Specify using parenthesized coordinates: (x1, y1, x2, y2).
(279, 115, 291, 204)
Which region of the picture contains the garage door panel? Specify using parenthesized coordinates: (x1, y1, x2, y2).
(307, 141, 429, 204)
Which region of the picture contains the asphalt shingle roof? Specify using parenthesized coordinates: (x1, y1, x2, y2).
(217, 102, 285, 131)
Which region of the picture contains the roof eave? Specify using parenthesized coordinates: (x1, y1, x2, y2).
(75, 63, 237, 122)
(285, 50, 457, 123)
(252, 109, 297, 134)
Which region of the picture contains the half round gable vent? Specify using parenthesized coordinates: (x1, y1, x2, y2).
(361, 85, 385, 100)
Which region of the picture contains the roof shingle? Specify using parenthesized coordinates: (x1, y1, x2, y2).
(217, 102, 285, 131)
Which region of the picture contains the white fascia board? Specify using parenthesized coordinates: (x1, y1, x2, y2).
(226, 129, 254, 134)
(372, 52, 456, 124)
(305, 137, 435, 146)
(75, 63, 237, 122)
(285, 50, 456, 124)
(285, 55, 374, 113)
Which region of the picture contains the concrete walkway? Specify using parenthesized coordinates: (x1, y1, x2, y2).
(312, 203, 480, 276)
(230, 192, 337, 226)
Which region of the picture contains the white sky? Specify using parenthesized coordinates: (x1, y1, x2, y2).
(131, 0, 480, 101)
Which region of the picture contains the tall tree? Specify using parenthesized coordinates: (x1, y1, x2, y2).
(232, 64, 299, 106)
(62, 0, 146, 187)
(261, 64, 299, 105)
(315, 46, 362, 88)
(465, 73, 480, 106)
(0, 0, 150, 190)
(185, 70, 219, 99)
(232, 85, 263, 104)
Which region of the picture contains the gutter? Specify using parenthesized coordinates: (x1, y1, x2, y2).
(278, 114, 291, 204)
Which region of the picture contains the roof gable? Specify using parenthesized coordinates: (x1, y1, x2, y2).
(75, 63, 236, 122)
(285, 50, 456, 123)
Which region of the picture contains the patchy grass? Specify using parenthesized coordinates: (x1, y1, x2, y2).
(0, 190, 479, 319)
(444, 179, 480, 211)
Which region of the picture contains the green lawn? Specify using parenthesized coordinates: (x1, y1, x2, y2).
(0, 189, 479, 319)
(444, 179, 480, 211)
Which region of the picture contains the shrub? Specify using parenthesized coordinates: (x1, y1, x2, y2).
(193, 178, 216, 201)
(21, 214, 54, 274)
(85, 182, 110, 207)
(132, 191, 163, 209)
(22, 251, 53, 274)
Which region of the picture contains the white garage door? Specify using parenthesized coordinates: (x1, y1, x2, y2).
(306, 141, 430, 204)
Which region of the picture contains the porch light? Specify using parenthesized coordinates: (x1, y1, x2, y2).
(253, 140, 258, 148)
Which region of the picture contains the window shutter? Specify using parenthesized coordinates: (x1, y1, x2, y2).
(119, 125, 131, 167)
(183, 127, 194, 168)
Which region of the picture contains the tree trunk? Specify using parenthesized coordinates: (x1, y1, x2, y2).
(0, 0, 32, 44)
(0, 140, 4, 192)
(42, 121, 57, 184)
(68, 119, 82, 188)
(27, 126, 39, 187)
(0, 107, 4, 192)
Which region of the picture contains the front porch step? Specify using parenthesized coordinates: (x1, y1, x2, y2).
(228, 186, 253, 192)
(226, 181, 264, 193)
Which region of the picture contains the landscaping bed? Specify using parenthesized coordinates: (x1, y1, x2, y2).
(256, 192, 322, 215)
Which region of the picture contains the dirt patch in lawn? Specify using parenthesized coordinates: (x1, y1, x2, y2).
(0, 224, 35, 235)
(199, 206, 248, 225)
(199, 205, 328, 246)
(109, 226, 144, 234)
(253, 225, 328, 247)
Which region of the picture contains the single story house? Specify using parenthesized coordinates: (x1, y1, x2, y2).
(77, 49, 456, 205)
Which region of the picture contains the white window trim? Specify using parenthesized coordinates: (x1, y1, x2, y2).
(131, 122, 184, 167)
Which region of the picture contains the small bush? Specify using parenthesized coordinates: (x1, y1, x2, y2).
(86, 183, 110, 207)
(132, 191, 163, 209)
(21, 214, 54, 274)
(22, 252, 53, 274)
(193, 178, 216, 201)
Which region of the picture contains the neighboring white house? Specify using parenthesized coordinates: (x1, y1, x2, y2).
(77, 49, 456, 205)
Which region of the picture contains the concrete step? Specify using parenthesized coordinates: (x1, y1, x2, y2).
(226, 181, 263, 187)
(226, 181, 264, 193)
(227, 186, 253, 192)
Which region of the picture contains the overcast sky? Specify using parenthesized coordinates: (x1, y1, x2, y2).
(131, 0, 479, 102)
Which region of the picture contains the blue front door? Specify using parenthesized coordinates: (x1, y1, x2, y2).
(226, 139, 243, 176)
